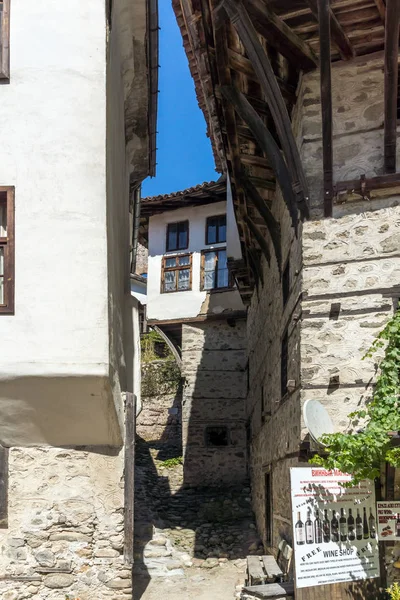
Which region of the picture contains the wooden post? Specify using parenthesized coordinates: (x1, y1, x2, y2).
(384, 0, 400, 174)
(318, 0, 334, 218)
(124, 392, 135, 565)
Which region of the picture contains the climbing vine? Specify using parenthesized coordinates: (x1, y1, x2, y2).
(312, 306, 400, 485)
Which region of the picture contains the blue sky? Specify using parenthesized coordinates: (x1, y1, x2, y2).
(142, 0, 217, 198)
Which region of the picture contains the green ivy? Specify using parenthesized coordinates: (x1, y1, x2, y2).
(312, 306, 400, 486)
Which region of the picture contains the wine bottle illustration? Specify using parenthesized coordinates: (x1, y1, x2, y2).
(340, 508, 347, 542)
(356, 508, 363, 540)
(369, 507, 376, 539)
(347, 508, 355, 541)
(331, 510, 339, 542)
(314, 509, 323, 544)
(306, 508, 314, 545)
(323, 509, 331, 543)
(396, 513, 400, 538)
(363, 507, 369, 540)
(295, 511, 305, 545)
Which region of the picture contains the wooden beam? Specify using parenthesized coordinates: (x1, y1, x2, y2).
(221, 84, 298, 230)
(335, 172, 400, 194)
(305, 0, 354, 59)
(373, 0, 386, 23)
(318, 0, 334, 217)
(384, 0, 400, 173)
(244, 215, 271, 266)
(242, 0, 318, 72)
(124, 392, 135, 565)
(240, 174, 283, 273)
(222, 0, 310, 219)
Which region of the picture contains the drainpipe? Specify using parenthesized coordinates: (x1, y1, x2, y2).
(131, 185, 141, 274)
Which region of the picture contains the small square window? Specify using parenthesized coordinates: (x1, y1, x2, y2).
(205, 426, 229, 447)
(206, 215, 226, 245)
(166, 221, 189, 252)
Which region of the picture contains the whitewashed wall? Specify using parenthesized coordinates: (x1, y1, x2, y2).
(147, 202, 244, 321)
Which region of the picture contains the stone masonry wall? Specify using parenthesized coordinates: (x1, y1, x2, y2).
(181, 320, 248, 486)
(246, 57, 400, 584)
(0, 446, 131, 600)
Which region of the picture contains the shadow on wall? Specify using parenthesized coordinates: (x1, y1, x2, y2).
(133, 318, 264, 600)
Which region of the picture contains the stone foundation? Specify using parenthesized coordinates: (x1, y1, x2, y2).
(0, 446, 131, 600)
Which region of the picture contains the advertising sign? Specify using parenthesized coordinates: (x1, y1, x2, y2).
(377, 501, 400, 540)
(290, 468, 380, 589)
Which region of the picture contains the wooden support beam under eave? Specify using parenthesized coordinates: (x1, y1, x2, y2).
(318, 0, 334, 218)
(384, 0, 400, 174)
(221, 84, 299, 231)
(241, 0, 318, 72)
(305, 0, 354, 60)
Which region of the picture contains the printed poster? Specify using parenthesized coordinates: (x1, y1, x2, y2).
(290, 468, 380, 589)
(376, 501, 400, 540)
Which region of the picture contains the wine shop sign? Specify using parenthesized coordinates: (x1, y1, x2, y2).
(290, 468, 380, 589)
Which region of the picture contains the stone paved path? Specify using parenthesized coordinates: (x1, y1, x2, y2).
(135, 562, 245, 600)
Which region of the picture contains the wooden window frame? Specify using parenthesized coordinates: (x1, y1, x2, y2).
(0, 186, 15, 315)
(205, 214, 227, 245)
(166, 220, 189, 252)
(161, 253, 192, 294)
(0, 0, 10, 81)
(200, 248, 231, 291)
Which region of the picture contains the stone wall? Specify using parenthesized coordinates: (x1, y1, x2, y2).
(245, 56, 400, 587)
(181, 320, 248, 486)
(137, 360, 182, 450)
(0, 446, 131, 600)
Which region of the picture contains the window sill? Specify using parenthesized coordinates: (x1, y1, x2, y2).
(161, 288, 192, 294)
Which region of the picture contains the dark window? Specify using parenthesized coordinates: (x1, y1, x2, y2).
(205, 426, 229, 447)
(0, 187, 14, 315)
(201, 248, 229, 290)
(282, 260, 290, 306)
(161, 254, 192, 293)
(265, 471, 272, 545)
(206, 215, 226, 245)
(281, 331, 288, 398)
(166, 221, 189, 252)
(0, 0, 10, 81)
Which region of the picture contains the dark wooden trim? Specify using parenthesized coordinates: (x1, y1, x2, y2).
(240, 174, 282, 274)
(222, 0, 310, 220)
(0, 0, 10, 81)
(236, 0, 318, 72)
(305, 0, 354, 60)
(0, 187, 15, 315)
(0, 446, 9, 528)
(373, 0, 386, 23)
(221, 85, 299, 231)
(384, 0, 400, 174)
(318, 0, 334, 218)
(147, 309, 248, 326)
(335, 172, 400, 194)
(243, 215, 271, 266)
(124, 392, 135, 565)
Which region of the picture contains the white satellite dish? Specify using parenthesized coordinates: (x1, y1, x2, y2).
(303, 399, 335, 447)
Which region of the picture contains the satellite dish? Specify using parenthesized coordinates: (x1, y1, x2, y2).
(303, 399, 335, 447)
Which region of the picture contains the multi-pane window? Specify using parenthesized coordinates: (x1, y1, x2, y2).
(201, 248, 229, 290)
(161, 254, 192, 293)
(166, 221, 189, 252)
(0, 187, 14, 314)
(0, 0, 10, 81)
(206, 215, 226, 245)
